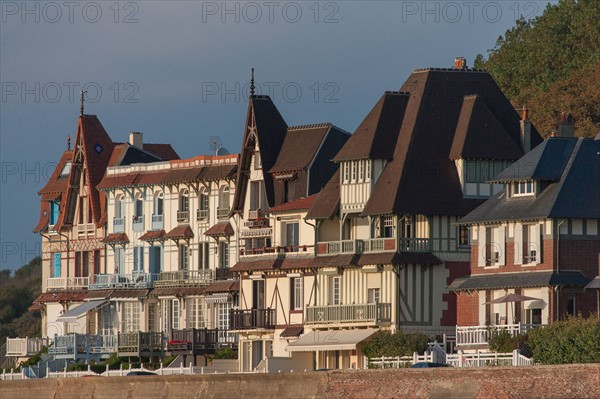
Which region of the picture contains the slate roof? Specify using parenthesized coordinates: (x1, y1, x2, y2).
(270, 124, 331, 173)
(450, 271, 591, 291)
(268, 195, 318, 213)
(306, 169, 340, 220)
(143, 143, 180, 161)
(460, 138, 600, 223)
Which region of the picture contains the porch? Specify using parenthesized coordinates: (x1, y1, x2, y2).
(6, 337, 49, 357)
(48, 333, 116, 361)
(117, 332, 164, 358)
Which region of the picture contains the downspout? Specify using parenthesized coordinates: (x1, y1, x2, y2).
(555, 219, 565, 322)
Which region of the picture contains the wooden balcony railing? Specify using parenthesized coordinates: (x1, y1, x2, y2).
(230, 309, 276, 330)
(113, 217, 124, 233)
(47, 276, 89, 290)
(49, 334, 116, 359)
(197, 209, 208, 221)
(456, 323, 544, 346)
(305, 303, 392, 325)
(132, 215, 144, 232)
(117, 332, 164, 357)
(168, 329, 219, 354)
(177, 210, 190, 223)
(398, 238, 432, 252)
(217, 207, 230, 219)
(154, 270, 214, 288)
(6, 337, 49, 357)
(88, 273, 159, 290)
(316, 238, 396, 255)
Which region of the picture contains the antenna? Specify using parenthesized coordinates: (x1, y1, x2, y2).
(209, 136, 221, 153)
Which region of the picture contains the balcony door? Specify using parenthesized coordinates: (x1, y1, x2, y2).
(252, 280, 265, 309)
(149, 245, 162, 274)
(251, 340, 263, 370)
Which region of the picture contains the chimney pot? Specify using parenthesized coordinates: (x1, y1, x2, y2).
(129, 132, 143, 149)
(454, 57, 467, 69)
(557, 113, 574, 138)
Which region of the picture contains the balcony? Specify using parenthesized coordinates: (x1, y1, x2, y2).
(76, 223, 95, 237)
(197, 209, 208, 222)
(113, 217, 125, 233)
(6, 337, 49, 357)
(305, 303, 392, 325)
(316, 238, 396, 255)
(230, 309, 276, 330)
(217, 207, 230, 219)
(88, 273, 158, 290)
(167, 328, 220, 355)
(456, 323, 544, 347)
(47, 277, 89, 291)
(117, 332, 164, 358)
(398, 237, 432, 252)
(152, 214, 163, 229)
(215, 268, 234, 281)
(177, 210, 189, 223)
(49, 333, 116, 360)
(240, 245, 314, 257)
(248, 209, 263, 220)
(154, 270, 214, 288)
(132, 215, 144, 232)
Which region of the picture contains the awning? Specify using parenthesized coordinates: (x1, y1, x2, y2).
(450, 271, 590, 291)
(56, 300, 107, 323)
(204, 293, 232, 304)
(204, 222, 234, 237)
(586, 276, 600, 290)
(286, 328, 378, 352)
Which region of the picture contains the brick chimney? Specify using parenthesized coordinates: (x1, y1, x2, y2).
(557, 113, 574, 138)
(454, 57, 467, 69)
(520, 105, 531, 153)
(129, 132, 143, 149)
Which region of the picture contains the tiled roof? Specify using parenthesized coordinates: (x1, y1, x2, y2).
(333, 92, 409, 162)
(280, 325, 304, 337)
(230, 257, 315, 272)
(139, 230, 167, 242)
(270, 124, 331, 173)
(85, 289, 149, 299)
(100, 233, 129, 244)
(449, 95, 524, 161)
(34, 291, 87, 303)
(205, 280, 239, 293)
(165, 225, 194, 240)
(143, 143, 180, 161)
(150, 287, 206, 297)
(204, 222, 234, 237)
(268, 195, 318, 213)
(306, 169, 340, 220)
(38, 150, 72, 195)
(450, 271, 590, 291)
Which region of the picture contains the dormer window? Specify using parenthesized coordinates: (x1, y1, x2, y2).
(513, 180, 534, 197)
(60, 162, 71, 176)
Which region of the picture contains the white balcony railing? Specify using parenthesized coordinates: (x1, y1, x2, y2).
(217, 207, 230, 219)
(113, 217, 124, 233)
(49, 334, 117, 357)
(76, 223, 95, 237)
(88, 273, 159, 290)
(456, 323, 544, 346)
(177, 210, 189, 223)
(132, 215, 144, 232)
(47, 277, 89, 290)
(6, 337, 50, 357)
(154, 270, 215, 288)
(197, 209, 208, 221)
(320, 238, 397, 255)
(306, 303, 392, 325)
(152, 214, 163, 229)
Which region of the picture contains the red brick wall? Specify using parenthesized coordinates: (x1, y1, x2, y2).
(441, 261, 470, 326)
(470, 240, 555, 275)
(559, 239, 600, 279)
(456, 292, 480, 326)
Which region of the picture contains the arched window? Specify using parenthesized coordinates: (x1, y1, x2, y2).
(115, 195, 125, 218)
(218, 186, 230, 219)
(177, 189, 190, 222)
(153, 191, 163, 216)
(198, 187, 209, 221)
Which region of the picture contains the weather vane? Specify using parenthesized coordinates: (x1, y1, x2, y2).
(80, 90, 88, 116)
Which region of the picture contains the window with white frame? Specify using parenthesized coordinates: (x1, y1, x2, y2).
(60, 161, 71, 176)
(351, 161, 357, 182)
(358, 161, 364, 182)
(153, 192, 163, 216)
(219, 242, 229, 268)
(218, 302, 232, 332)
(134, 194, 143, 219)
(148, 302, 158, 332)
(49, 200, 60, 226)
(513, 180, 534, 197)
(381, 215, 394, 238)
(458, 225, 470, 247)
(365, 160, 371, 182)
(367, 288, 380, 304)
(179, 244, 189, 271)
(478, 225, 505, 267)
(254, 151, 262, 170)
(122, 302, 140, 332)
(115, 195, 124, 218)
(290, 277, 303, 310)
(219, 186, 230, 211)
(329, 276, 341, 305)
(516, 223, 541, 265)
(198, 242, 210, 270)
(180, 189, 189, 212)
(172, 299, 180, 330)
(343, 162, 350, 183)
(199, 187, 209, 219)
(284, 222, 299, 249)
(186, 298, 205, 328)
(115, 247, 125, 274)
(133, 245, 144, 272)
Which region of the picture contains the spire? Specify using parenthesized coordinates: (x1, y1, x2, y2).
(67, 135, 71, 150)
(79, 90, 87, 116)
(250, 68, 255, 96)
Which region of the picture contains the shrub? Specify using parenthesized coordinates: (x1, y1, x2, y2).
(362, 330, 429, 359)
(214, 348, 237, 359)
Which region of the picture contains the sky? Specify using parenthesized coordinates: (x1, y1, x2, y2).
(0, 0, 554, 271)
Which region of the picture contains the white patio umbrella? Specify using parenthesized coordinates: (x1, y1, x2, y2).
(486, 293, 540, 323)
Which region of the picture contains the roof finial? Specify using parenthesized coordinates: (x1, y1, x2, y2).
(250, 68, 255, 96)
(67, 135, 71, 150)
(79, 90, 87, 116)
(522, 104, 529, 121)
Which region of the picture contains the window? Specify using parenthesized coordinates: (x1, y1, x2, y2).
(252, 279, 265, 309)
(154, 192, 163, 215)
(200, 188, 209, 212)
(351, 161, 357, 182)
(186, 298, 205, 328)
(358, 161, 364, 182)
(218, 302, 231, 332)
(330, 276, 341, 305)
(365, 160, 371, 182)
(115, 247, 125, 274)
(115, 195, 124, 218)
(122, 302, 140, 333)
(465, 160, 512, 183)
(134, 195, 143, 218)
(254, 151, 262, 169)
(149, 246, 162, 274)
(285, 222, 299, 249)
(290, 277, 303, 310)
(52, 253, 61, 278)
(343, 162, 349, 183)
(516, 223, 541, 265)
(458, 225, 470, 247)
(82, 251, 89, 276)
(219, 186, 230, 211)
(367, 288, 380, 304)
(60, 161, 71, 176)
(513, 180, 534, 196)
(133, 246, 144, 272)
(148, 303, 158, 332)
(75, 252, 81, 277)
(179, 245, 189, 271)
(179, 189, 189, 212)
(525, 308, 542, 325)
(219, 242, 229, 268)
(49, 200, 60, 226)
(198, 242, 210, 270)
(172, 299, 180, 330)
(381, 215, 394, 238)
(79, 197, 88, 224)
(567, 294, 577, 316)
(93, 250, 101, 275)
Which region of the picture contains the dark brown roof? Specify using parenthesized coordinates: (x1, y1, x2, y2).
(205, 280, 239, 293)
(85, 289, 149, 299)
(233, 95, 288, 212)
(165, 225, 194, 240)
(85, 290, 112, 299)
(313, 254, 360, 268)
(143, 143, 180, 161)
(449, 95, 523, 160)
(38, 150, 72, 195)
(333, 92, 409, 161)
(34, 291, 87, 303)
(100, 233, 130, 244)
(306, 169, 341, 219)
(268, 195, 318, 213)
(231, 257, 315, 272)
(270, 124, 330, 173)
(33, 199, 50, 233)
(280, 325, 304, 337)
(204, 222, 234, 237)
(150, 287, 206, 297)
(139, 230, 167, 242)
(362, 69, 542, 216)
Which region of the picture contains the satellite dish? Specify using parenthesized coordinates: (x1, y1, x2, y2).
(216, 147, 230, 156)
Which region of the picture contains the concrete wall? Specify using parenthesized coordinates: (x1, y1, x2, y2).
(2, 364, 599, 399)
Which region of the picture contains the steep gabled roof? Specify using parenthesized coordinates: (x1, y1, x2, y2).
(143, 143, 180, 161)
(268, 194, 318, 213)
(459, 138, 600, 223)
(270, 124, 331, 174)
(232, 95, 288, 212)
(333, 92, 409, 161)
(450, 95, 524, 160)
(306, 169, 340, 219)
(363, 68, 542, 216)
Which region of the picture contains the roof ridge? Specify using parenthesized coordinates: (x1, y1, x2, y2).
(384, 91, 411, 96)
(412, 67, 488, 73)
(287, 123, 332, 131)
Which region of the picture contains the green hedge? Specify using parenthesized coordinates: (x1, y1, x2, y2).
(362, 330, 429, 359)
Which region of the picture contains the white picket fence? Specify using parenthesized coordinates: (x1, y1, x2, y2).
(446, 350, 533, 368)
(369, 352, 436, 368)
(0, 368, 29, 380)
(45, 362, 194, 378)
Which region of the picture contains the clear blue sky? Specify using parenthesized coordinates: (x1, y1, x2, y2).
(0, 1, 554, 271)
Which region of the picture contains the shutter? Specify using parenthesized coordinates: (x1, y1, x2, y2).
(133, 247, 138, 271)
(54, 253, 61, 277)
(498, 226, 506, 266)
(533, 224, 541, 264)
(477, 226, 485, 267)
(514, 223, 522, 265)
